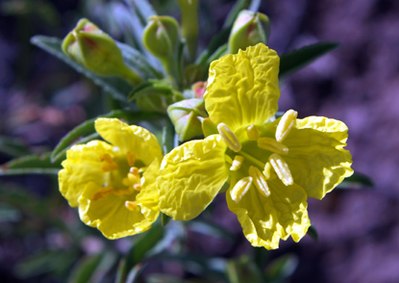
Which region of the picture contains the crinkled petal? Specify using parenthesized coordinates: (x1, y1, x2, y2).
(204, 43, 280, 131)
(158, 135, 228, 220)
(136, 158, 161, 218)
(58, 140, 112, 207)
(284, 116, 354, 199)
(95, 118, 162, 165)
(227, 180, 310, 250)
(78, 183, 157, 239)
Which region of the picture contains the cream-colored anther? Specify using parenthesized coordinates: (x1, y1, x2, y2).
(275, 109, 297, 142)
(217, 123, 242, 152)
(263, 162, 272, 179)
(246, 125, 259, 140)
(269, 153, 293, 186)
(230, 155, 245, 171)
(248, 166, 270, 197)
(230, 177, 253, 203)
(125, 201, 137, 211)
(257, 137, 289, 155)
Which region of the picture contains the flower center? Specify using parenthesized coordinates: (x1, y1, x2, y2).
(93, 150, 144, 209)
(225, 110, 298, 203)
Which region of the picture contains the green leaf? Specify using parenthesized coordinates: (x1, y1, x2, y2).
(307, 225, 318, 240)
(14, 250, 76, 279)
(117, 42, 162, 79)
(118, 224, 165, 283)
(227, 256, 263, 283)
(31, 35, 132, 101)
(0, 153, 60, 176)
(0, 136, 30, 157)
(279, 42, 338, 77)
(68, 252, 117, 283)
(126, 0, 157, 26)
(338, 172, 374, 189)
(264, 254, 298, 283)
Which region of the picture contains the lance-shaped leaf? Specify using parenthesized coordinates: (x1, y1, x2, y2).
(0, 153, 60, 176)
(279, 42, 338, 77)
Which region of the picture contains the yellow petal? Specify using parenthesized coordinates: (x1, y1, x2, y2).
(158, 135, 228, 220)
(136, 158, 161, 218)
(204, 43, 280, 131)
(58, 140, 113, 207)
(284, 116, 354, 199)
(95, 118, 162, 165)
(226, 180, 310, 250)
(78, 183, 158, 239)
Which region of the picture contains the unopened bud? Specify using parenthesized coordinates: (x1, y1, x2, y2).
(228, 10, 270, 54)
(143, 16, 180, 62)
(167, 98, 206, 141)
(62, 18, 142, 84)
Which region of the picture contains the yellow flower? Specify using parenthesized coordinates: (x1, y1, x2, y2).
(158, 43, 353, 249)
(58, 118, 162, 239)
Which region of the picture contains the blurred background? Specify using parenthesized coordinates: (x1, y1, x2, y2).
(1, 0, 398, 282)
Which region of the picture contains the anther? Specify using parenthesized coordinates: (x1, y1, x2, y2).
(230, 177, 253, 203)
(269, 153, 293, 186)
(275, 109, 297, 142)
(230, 155, 245, 171)
(263, 162, 272, 179)
(125, 201, 138, 211)
(248, 166, 270, 197)
(217, 123, 242, 152)
(246, 125, 259, 140)
(257, 137, 289, 155)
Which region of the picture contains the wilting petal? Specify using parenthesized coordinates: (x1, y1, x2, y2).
(158, 135, 229, 220)
(59, 140, 113, 207)
(204, 43, 280, 131)
(284, 116, 353, 199)
(227, 180, 310, 250)
(95, 118, 162, 165)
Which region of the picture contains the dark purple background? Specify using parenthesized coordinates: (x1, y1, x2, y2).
(1, 0, 399, 282)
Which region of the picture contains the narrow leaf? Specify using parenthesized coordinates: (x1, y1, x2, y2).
(279, 42, 338, 77)
(338, 172, 373, 189)
(264, 254, 298, 283)
(0, 136, 30, 157)
(0, 153, 60, 176)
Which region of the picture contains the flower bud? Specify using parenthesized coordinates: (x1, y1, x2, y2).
(62, 18, 141, 84)
(143, 16, 180, 62)
(167, 98, 206, 141)
(228, 10, 270, 54)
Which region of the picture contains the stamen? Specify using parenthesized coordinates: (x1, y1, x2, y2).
(122, 172, 140, 187)
(230, 155, 245, 171)
(230, 177, 253, 203)
(126, 152, 136, 167)
(100, 154, 118, 171)
(133, 184, 142, 191)
(263, 162, 272, 179)
(248, 166, 270, 197)
(257, 137, 289, 155)
(129, 167, 140, 176)
(275, 109, 297, 142)
(246, 125, 259, 140)
(217, 123, 242, 152)
(91, 188, 113, 201)
(269, 153, 293, 186)
(125, 201, 138, 211)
